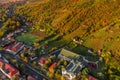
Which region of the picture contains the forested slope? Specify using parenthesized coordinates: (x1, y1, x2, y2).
(16, 0, 120, 54)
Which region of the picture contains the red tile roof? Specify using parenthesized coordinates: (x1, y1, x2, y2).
(5, 63, 19, 77)
(39, 57, 46, 65)
(87, 75, 98, 80)
(49, 62, 57, 71)
(27, 75, 35, 80)
(12, 43, 23, 52)
(4, 44, 13, 49)
(0, 59, 19, 78)
(4, 42, 24, 53)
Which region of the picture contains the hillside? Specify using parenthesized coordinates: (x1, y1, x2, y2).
(16, 0, 120, 54)
(0, 0, 119, 79)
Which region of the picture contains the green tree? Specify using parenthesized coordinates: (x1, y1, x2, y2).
(20, 53, 25, 59)
(81, 68, 89, 80)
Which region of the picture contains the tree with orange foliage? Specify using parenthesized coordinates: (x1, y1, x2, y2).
(24, 57, 28, 63)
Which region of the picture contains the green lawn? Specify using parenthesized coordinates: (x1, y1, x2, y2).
(16, 33, 39, 45)
(60, 48, 79, 59)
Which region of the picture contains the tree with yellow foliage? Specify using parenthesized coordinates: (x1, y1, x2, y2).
(61, 76, 65, 80)
(34, 42, 39, 47)
(0, 30, 4, 37)
(20, 53, 25, 58)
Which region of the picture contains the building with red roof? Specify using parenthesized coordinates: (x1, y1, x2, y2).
(12, 43, 23, 52)
(38, 57, 47, 66)
(49, 62, 57, 72)
(87, 75, 98, 80)
(97, 49, 102, 56)
(27, 75, 35, 80)
(0, 59, 19, 79)
(14, 29, 23, 33)
(4, 42, 24, 54)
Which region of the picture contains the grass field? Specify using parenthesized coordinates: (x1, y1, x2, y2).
(16, 33, 39, 45)
(60, 48, 79, 59)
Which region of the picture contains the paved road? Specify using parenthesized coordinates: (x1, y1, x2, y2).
(6, 3, 14, 18)
(0, 50, 48, 80)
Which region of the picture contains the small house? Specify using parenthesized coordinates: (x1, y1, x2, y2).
(49, 62, 57, 72)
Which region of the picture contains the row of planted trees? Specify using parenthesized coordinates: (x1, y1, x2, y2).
(0, 18, 21, 37)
